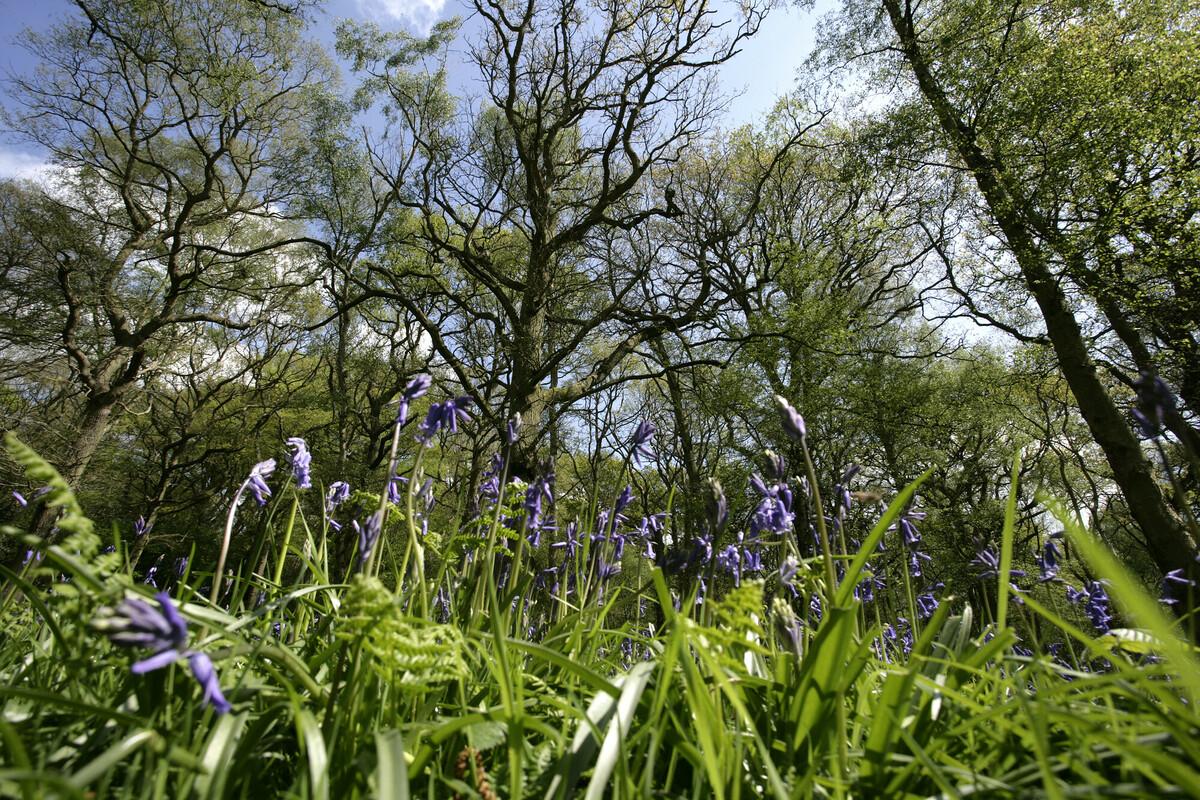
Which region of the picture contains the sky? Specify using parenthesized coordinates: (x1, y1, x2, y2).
(0, 0, 830, 178)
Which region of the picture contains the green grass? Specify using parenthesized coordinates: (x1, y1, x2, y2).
(2, 434, 1199, 798)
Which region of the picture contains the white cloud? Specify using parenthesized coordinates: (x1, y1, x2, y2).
(0, 148, 52, 183)
(356, 0, 447, 34)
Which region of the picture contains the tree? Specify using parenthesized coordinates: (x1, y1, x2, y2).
(818, 0, 1200, 586)
(351, 0, 798, 477)
(0, 0, 333, 532)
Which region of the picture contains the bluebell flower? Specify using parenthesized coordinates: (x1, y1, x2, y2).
(354, 511, 383, 566)
(94, 593, 232, 714)
(397, 374, 432, 426)
(1066, 581, 1112, 633)
(763, 450, 786, 481)
(551, 521, 581, 558)
(285, 437, 312, 490)
(597, 560, 622, 580)
(774, 395, 806, 441)
(809, 592, 823, 622)
(908, 550, 931, 578)
(916, 583, 943, 620)
(187, 652, 232, 714)
(133, 515, 151, 539)
(417, 396, 473, 444)
(1037, 539, 1061, 583)
(12, 490, 27, 507)
(631, 420, 656, 467)
(506, 413, 521, 445)
(245, 459, 276, 506)
(717, 544, 741, 584)
(1161, 569, 1195, 606)
(779, 555, 801, 596)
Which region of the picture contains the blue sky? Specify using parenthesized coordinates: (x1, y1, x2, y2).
(0, 0, 829, 178)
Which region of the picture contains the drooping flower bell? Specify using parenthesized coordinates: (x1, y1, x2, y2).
(774, 395, 806, 441)
(93, 592, 230, 713)
(286, 437, 313, 490)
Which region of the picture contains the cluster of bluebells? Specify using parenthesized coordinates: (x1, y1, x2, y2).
(93, 593, 230, 713)
(897, 507, 931, 578)
(1066, 581, 1113, 633)
(417, 396, 473, 445)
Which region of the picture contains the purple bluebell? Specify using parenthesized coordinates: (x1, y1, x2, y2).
(631, 420, 656, 467)
(774, 395, 806, 441)
(1161, 569, 1195, 606)
(854, 569, 884, 602)
(506, 413, 521, 445)
(134, 515, 150, 538)
(387, 474, 406, 505)
(524, 474, 554, 533)
(417, 396, 473, 444)
(909, 550, 931, 578)
(810, 592, 823, 622)
(551, 521, 581, 559)
(397, 374, 432, 426)
(354, 511, 383, 566)
(898, 509, 926, 550)
(779, 555, 801, 596)
(245, 459, 276, 506)
(174, 557, 188, 578)
(717, 544, 742, 584)
(1066, 581, 1112, 633)
(916, 583, 943, 620)
(764, 451, 786, 482)
(187, 652, 232, 714)
(285, 437, 312, 490)
(1037, 539, 1061, 583)
(12, 491, 27, 507)
(597, 560, 622, 580)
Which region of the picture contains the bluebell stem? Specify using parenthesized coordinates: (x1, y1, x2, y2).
(397, 373, 432, 427)
(285, 437, 312, 489)
(631, 420, 656, 467)
(1161, 569, 1195, 606)
(774, 395, 806, 441)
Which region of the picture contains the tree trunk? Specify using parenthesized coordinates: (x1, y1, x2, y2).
(883, 0, 1198, 592)
(32, 398, 115, 538)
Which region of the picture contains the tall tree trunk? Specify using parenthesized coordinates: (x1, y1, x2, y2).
(32, 398, 115, 538)
(884, 1, 1197, 590)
